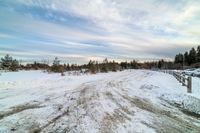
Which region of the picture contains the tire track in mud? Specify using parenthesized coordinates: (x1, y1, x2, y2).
(75, 78, 134, 132)
(33, 109, 70, 133)
(99, 72, 156, 132)
(38, 84, 102, 132)
(0, 102, 44, 120)
(30, 84, 97, 132)
(47, 78, 133, 133)
(100, 91, 133, 133)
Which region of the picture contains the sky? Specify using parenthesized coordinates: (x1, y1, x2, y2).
(0, 0, 200, 64)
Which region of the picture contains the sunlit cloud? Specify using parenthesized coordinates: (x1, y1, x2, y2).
(0, 0, 200, 63)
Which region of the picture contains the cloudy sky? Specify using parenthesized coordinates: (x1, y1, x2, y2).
(0, 0, 200, 63)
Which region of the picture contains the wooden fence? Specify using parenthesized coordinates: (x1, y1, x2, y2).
(160, 70, 192, 93)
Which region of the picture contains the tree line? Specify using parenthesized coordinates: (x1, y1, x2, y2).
(0, 54, 168, 73)
(0, 54, 181, 73)
(1, 46, 199, 74)
(174, 45, 200, 67)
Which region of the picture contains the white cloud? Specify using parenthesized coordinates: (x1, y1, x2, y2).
(1, 0, 200, 63)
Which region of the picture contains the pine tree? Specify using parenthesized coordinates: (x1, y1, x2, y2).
(184, 52, 189, 65)
(66, 63, 71, 71)
(88, 60, 96, 74)
(158, 59, 164, 69)
(10, 59, 19, 71)
(196, 46, 200, 62)
(174, 53, 183, 64)
(120, 61, 128, 69)
(188, 48, 196, 65)
(95, 61, 99, 72)
(63, 64, 67, 71)
(101, 58, 109, 72)
(1, 54, 13, 70)
(0, 54, 19, 71)
(130, 60, 138, 69)
(110, 60, 117, 72)
(51, 57, 64, 73)
(53, 57, 60, 66)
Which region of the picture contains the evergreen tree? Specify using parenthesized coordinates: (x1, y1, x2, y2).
(95, 61, 99, 72)
(130, 60, 138, 69)
(179, 53, 183, 63)
(51, 57, 64, 73)
(53, 57, 60, 66)
(110, 60, 117, 72)
(196, 46, 200, 62)
(63, 63, 67, 71)
(0, 54, 19, 71)
(66, 63, 71, 71)
(174, 53, 183, 64)
(174, 55, 178, 64)
(120, 61, 128, 69)
(101, 58, 109, 72)
(10, 59, 19, 71)
(184, 52, 189, 65)
(188, 48, 196, 65)
(88, 60, 97, 74)
(1, 54, 13, 70)
(157, 59, 164, 69)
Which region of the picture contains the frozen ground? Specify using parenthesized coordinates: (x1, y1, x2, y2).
(0, 70, 200, 133)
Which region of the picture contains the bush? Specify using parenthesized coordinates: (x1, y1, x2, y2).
(50, 57, 65, 73)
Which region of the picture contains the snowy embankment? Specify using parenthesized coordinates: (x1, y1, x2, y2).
(0, 70, 200, 133)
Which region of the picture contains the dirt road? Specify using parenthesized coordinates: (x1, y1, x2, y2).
(0, 70, 200, 133)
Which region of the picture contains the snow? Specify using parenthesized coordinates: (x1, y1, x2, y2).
(0, 70, 48, 82)
(0, 70, 200, 132)
(182, 68, 200, 77)
(192, 77, 200, 98)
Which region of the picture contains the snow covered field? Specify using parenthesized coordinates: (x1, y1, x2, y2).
(0, 70, 200, 133)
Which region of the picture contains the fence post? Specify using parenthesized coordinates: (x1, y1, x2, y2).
(187, 76, 192, 93)
(182, 75, 185, 86)
(178, 74, 181, 82)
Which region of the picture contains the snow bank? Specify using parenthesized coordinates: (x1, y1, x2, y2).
(192, 77, 200, 99)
